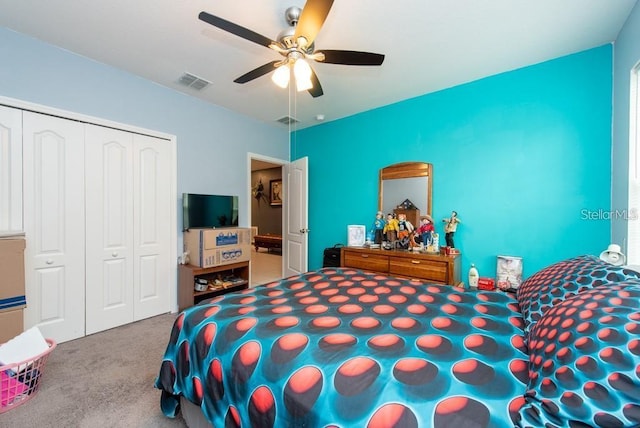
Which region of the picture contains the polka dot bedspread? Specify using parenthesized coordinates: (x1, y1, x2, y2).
(155, 268, 529, 427)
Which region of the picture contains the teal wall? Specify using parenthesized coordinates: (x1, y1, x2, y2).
(293, 45, 613, 280)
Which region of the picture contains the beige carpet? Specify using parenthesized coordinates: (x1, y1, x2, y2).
(1, 313, 186, 427)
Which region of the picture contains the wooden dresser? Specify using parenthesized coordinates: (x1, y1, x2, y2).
(341, 247, 461, 286)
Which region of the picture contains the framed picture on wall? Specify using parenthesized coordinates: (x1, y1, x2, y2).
(270, 179, 282, 206)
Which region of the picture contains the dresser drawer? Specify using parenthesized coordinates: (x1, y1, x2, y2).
(343, 250, 389, 272)
(389, 256, 448, 283)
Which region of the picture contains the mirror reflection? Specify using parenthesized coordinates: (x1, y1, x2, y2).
(378, 162, 433, 218)
(381, 177, 429, 215)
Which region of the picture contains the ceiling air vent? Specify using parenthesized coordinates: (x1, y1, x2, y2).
(178, 72, 210, 91)
(276, 116, 299, 125)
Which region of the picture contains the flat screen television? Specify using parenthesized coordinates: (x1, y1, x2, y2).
(183, 193, 239, 230)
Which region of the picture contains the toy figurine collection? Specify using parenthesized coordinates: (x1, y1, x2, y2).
(370, 204, 459, 253)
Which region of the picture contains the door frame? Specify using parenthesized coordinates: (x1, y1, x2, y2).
(247, 153, 288, 282)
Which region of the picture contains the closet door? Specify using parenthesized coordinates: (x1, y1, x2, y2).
(23, 112, 86, 343)
(85, 125, 134, 334)
(0, 106, 23, 232)
(133, 134, 171, 320)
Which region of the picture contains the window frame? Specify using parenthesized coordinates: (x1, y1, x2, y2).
(628, 62, 640, 265)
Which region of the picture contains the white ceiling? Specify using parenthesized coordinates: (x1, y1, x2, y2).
(0, 0, 636, 129)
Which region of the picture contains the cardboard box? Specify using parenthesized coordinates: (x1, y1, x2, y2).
(197, 244, 251, 268)
(0, 309, 24, 344)
(0, 238, 26, 313)
(184, 228, 252, 268)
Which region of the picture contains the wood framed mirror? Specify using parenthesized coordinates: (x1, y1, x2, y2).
(379, 162, 433, 218)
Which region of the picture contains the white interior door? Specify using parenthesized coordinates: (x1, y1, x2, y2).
(132, 134, 171, 320)
(85, 125, 134, 334)
(283, 157, 309, 277)
(0, 106, 23, 233)
(23, 112, 86, 343)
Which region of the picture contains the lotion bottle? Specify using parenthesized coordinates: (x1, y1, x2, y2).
(468, 263, 479, 289)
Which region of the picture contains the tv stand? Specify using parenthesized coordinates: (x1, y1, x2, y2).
(178, 261, 250, 311)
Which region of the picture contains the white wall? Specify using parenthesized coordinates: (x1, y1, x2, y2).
(612, 2, 640, 249)
(0, 27, 289, 251)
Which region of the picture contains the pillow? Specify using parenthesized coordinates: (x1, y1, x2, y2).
(516, 255, 640, 333)
(516, 282, 640, 427)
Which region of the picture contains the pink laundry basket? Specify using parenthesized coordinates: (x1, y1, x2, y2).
(0, 338, 56, 413)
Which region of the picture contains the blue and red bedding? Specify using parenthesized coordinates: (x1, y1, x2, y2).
(156, 268, 528, 427)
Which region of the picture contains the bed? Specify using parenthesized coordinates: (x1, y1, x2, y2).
(155, 256, 640, 427)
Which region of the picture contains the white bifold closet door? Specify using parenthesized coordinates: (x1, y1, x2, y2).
(23, 111, 171, 342)
(85, 125, 171, 335)
(0, 105, 23, 233)
(23, 112, 86, 343)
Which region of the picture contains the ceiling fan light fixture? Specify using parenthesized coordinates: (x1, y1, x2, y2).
(293, 58, 313, 91)
(272, 64, 290, 88)
(296, 76, 313, 92)
(199, 2, 385, 98)
(293, 58, 312, 81)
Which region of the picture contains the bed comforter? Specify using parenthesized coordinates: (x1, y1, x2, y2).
(155, 268, 528, 427)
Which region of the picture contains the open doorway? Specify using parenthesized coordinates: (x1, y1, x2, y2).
(249, 154, 285, 286)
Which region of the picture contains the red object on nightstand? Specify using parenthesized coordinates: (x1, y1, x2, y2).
(477, 277, 495, 291)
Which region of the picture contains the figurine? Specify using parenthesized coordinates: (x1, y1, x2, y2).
(416, 215, 435, 247)
(372, 211, 386, 245)
(383, 213, 399, 248)
(442, 210, 461, 248)
(396, 213, 414, 249)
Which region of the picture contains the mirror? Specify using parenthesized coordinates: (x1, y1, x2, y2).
(379, 162, 433, 217)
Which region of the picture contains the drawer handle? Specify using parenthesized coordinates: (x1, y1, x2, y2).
(112, 252, 118, 257)
(361, 254, 369, 258)
(411, 260, 421, 264)
(46, 259, 54, 265)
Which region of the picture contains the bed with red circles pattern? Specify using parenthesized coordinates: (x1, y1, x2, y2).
(155, 268, 529, 427)
(516, 282, 640, 427)
(516, 255, 640, 336)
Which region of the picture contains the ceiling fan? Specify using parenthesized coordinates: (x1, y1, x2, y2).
(198, 0, 385, 98)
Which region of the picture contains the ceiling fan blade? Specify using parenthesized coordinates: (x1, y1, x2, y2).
(234, 61, 280, 84)
(199, 11, 277, 49)
(308, 68, 323, 98)
(294, 0, 334, 48)
(316, 50, 385, 66)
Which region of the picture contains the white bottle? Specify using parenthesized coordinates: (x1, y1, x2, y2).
(468, 263, 479, 289)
